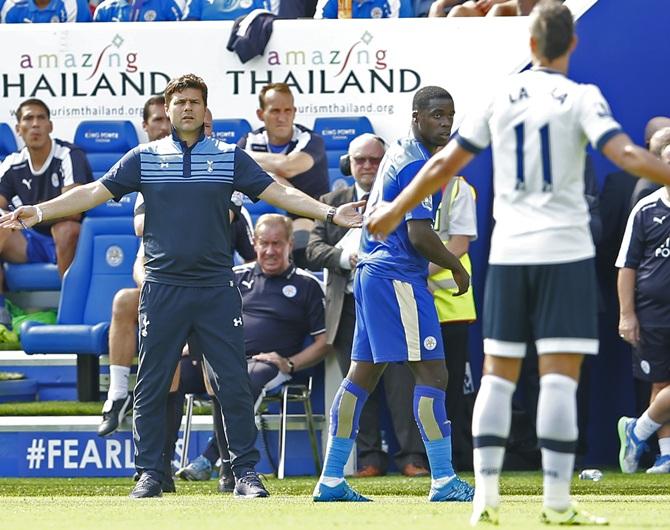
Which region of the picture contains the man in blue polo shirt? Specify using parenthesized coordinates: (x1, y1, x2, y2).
(1, 0, 91, 22)
(239, 82, 329, 268)
(0, 73, 362, 499)
(178, 213, 328, 490)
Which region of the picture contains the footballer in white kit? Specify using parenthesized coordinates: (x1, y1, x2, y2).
(455, 67, 622, 358)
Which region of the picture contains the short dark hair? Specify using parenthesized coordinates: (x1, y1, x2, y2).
(16, 98, 50, 121)
(164, 74, 208, 106)
(142, 95, 166, 123)
(412, 86, 453, 111)
(529, 0, 574, 61)
(258, 83, 293, 110)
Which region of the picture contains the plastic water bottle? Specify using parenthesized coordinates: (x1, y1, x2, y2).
(579, 469, 603, 481)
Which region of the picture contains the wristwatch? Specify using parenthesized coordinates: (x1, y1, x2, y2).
(286, 358, 295, 375)
(325, 206, 337, 224)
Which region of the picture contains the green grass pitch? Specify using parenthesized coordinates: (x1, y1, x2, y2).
(0, 472, 668, 530)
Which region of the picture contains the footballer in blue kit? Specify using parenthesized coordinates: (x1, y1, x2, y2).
(313, 86, 473, 504)
(353, 138, 445, 364)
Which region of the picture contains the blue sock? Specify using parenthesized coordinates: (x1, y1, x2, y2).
(413, 385, 455, 479)
(321, 378, 369, 479)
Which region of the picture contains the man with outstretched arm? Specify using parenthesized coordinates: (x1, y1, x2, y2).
(0, 73, 363, 500)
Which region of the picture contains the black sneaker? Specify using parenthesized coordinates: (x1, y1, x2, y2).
(98, 394, 132, 437)
(129, 473, 162, 498)
(234, 471, 269, 498)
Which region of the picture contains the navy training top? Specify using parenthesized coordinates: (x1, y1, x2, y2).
(101, 129, 274, 286)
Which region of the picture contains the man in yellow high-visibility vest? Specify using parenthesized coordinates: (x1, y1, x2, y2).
(429, 175, 477, 470)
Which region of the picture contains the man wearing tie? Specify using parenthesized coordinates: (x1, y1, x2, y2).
(306, 133, 430, 477)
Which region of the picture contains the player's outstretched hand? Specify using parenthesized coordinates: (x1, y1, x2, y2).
(333, 200, 365, 228)
(451, 265, 470, 297)
(0, 206, 39, 230)
(365, 202, 403, 240)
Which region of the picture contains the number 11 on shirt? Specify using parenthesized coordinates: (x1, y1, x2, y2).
(514, 122, 553, 192)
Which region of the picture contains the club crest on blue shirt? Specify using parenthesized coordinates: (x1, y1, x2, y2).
(144, 9, 157, 20)
(423, 336, 437, 351)
(51, 173, 60, 188)
(420, 195, 433, 211)
(282, 285, 297, 298)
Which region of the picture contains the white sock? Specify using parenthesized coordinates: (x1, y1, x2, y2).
(537, 373, 578, 512)
(634, 412, 662, 442)
(658, 437, 670, 456)
(108, 365, 130, 401)
(431, 475, 455, 489)
(320, 477, 344, 487)
(472, 375, 516, 508)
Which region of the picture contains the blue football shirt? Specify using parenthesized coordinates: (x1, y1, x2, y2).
(359, 136, 442, 284)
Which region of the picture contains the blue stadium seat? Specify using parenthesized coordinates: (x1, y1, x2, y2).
(211, 119, 252, 145)
(74, 120, 139, 178)
(74, 121, 139, 216)
(0, 122, 18, 162)
(4, 262, 60, 291)
(21, 216, 138, 356)
(313, 116, 374, 170)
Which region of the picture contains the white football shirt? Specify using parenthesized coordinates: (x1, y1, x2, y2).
(457, 68, 622, 265)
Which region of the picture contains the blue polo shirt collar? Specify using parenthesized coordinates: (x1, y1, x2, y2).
(170, 126, 206, 149)
(253, 262, 296, 279)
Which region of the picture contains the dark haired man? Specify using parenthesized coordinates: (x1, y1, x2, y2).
(0, 98, 92, 326)
(367, 1, 670, 525)
(312, 86, 473, 503)
(238, 83, 329, 267)
(0, 73, 363, 499)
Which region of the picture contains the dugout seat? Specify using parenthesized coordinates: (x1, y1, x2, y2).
(211, 118, 252, 145)
(313, 116, 374, 191)
(20, 216, 139, 400)
(4, 262, 60, 292)
(74, 120, 139, 217)
(0, 122, 18, 162)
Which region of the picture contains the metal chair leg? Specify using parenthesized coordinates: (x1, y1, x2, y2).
(180, 393, 194, 469)
(277, 385, 289, 479)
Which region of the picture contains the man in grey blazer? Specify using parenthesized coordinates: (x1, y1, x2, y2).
(306, 133, 429, 477)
